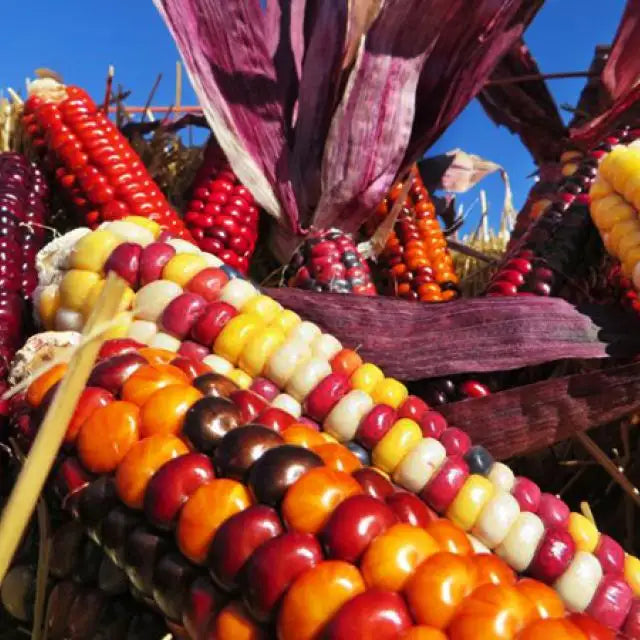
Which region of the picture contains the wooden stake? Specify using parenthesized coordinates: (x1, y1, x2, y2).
(175, 61, 183, 119)
(0, 273, 127, 583)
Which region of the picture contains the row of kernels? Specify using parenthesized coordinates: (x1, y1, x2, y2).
(36, 223, 640, 625)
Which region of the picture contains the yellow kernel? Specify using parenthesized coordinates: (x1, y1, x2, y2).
(238, 327, 286, 377)
(69, 230, 122, 273)
(625, 555, 640, 597)
(561, 163, 579, 177)
(589, 178, 612, 202)
(446, 475, 494, 531)
(350, 363, 384, 394)
(242, 295, 283, 322)
(270, 309, 301, 334)
(599, 147, 628, 181)
(227, 368, 253, 390)
(371, 377, 408, 409)
(590, 195, 632, 231)
(623, 247, 640, 277)
(213, 313, 264, 365)
(625, 173, 640, 208)
(613, 155, 640, 195)
(617, 231, 640, 263)
(567, 512, 600, 553)
(162, 254, 209, 287)
(59, 269, 101, 312)
(123, 216, 161, 238)
(372, 418, 422, 474)
(609, 220, 640, 257)
(37, 284, 60, 330)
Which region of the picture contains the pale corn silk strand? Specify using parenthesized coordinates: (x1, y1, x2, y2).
(0, 274, 128, 585)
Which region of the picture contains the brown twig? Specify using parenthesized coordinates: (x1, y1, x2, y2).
(140, 73, 163, 123)
(447, 239, 498, 264)
(102, 65, 114, 116)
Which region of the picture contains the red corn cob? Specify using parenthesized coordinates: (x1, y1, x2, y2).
(22, 79, 192, 240)
(183, 137, 260, 275)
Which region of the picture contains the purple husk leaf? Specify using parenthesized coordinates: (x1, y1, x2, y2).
(290, 1, 349, 227)
(152, 0, 300, 231)
(311, 0, 453, 234)
(478, 39, 567, 164)
(438, 361, 640, 460)
(404, 0, 545, 169)
(571, 0, 640, 148)
(265, 287, 640, 380)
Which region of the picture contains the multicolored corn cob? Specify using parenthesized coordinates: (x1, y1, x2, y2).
(183, 137, 260, 275)
(23, 218, 640, 636)
(590, 142, 640, 291)
(368, 167, 459, 302)
(16, 341, 622, 640)
(21, 78, 192, 240)
(0, 153, 49, 409)
(286, 228, 377, 295)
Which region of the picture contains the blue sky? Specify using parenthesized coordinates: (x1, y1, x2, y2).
(2, 0, 628, 232)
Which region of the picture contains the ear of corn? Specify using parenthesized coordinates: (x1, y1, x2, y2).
(590, 142, 640, 291)
(22, 79, 192, 240)
(18, 217, 640, 636)
(286, 228, 377, 295)
(368, 167, 459, 302)
(183, 136, 260, 275)
(0, 152, 49, 407)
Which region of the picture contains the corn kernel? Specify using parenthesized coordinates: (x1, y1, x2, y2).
(589, 178, 612, 202)
(219, 279, 259, 310)
(625, 555, 640, 597)
(134, 280, 182, 322)
(285, 358, 332, 402)
(213, 313, 263, 365)
(371, 377, 408, 409)
(624, 173, 640, 209)
(162, 254, 209, 288)
(149, 332, 181, 352)
(351, 363, 384, 394)
(372, 418, 422, 474)
(60, 269, 101, 312)
(36, 284, 60, 330)
(591, 196, 632, 231)
(238, 327, 286, 377)
(54, 308, 84, 331)
(613, 154, 640, 195)
(100, 220, 155, 246)
(167, 238, 201, 254)
(609, 220, 640, 256)
(617, 231, 640, 263)
(123, 216, 161, 238)
(599, 147, 628, 181)
(227, 368, 253, 390)
(270, 309, 301, 334)
(127, 320, 158, 344)
(567, 512, 599, 553)
(69, 230, 122, 273)
(446, 475, 494, 531)
(264, 339, 312, 389)
(271, 393, 301, 418)
(202, 354, 234, 375)
(242, 295, 282, 322)
(288, 321, 321, 344)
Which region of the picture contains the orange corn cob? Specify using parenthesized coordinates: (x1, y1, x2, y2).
(22, 78, 192, 240)
(369, 167, 459, 302)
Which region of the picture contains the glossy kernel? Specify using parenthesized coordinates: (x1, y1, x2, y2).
(568, 512, 600, 553)
(162, 253, 209, 287)
(115, 434, 188, 508)
(446, 474, 494, 531)
(624, 554, 640, 597)
(281, 466, 362, 534)
(277, 561, 365, 640)
(404, 552, 477, 628)
(371, 377, 409, 409)
(177, 478, 252, 564)
(77, 401, 140, 473)
(214, 313, 264, 364)
(372, 418, 422, 474)
(139, 384, 203, 437)
(238, 327, 286, 377)
(27, 363, 68, 407)
(361, 523, 440, 591)
(350, 363, 384, 394)
(121, 363, 190, 406)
